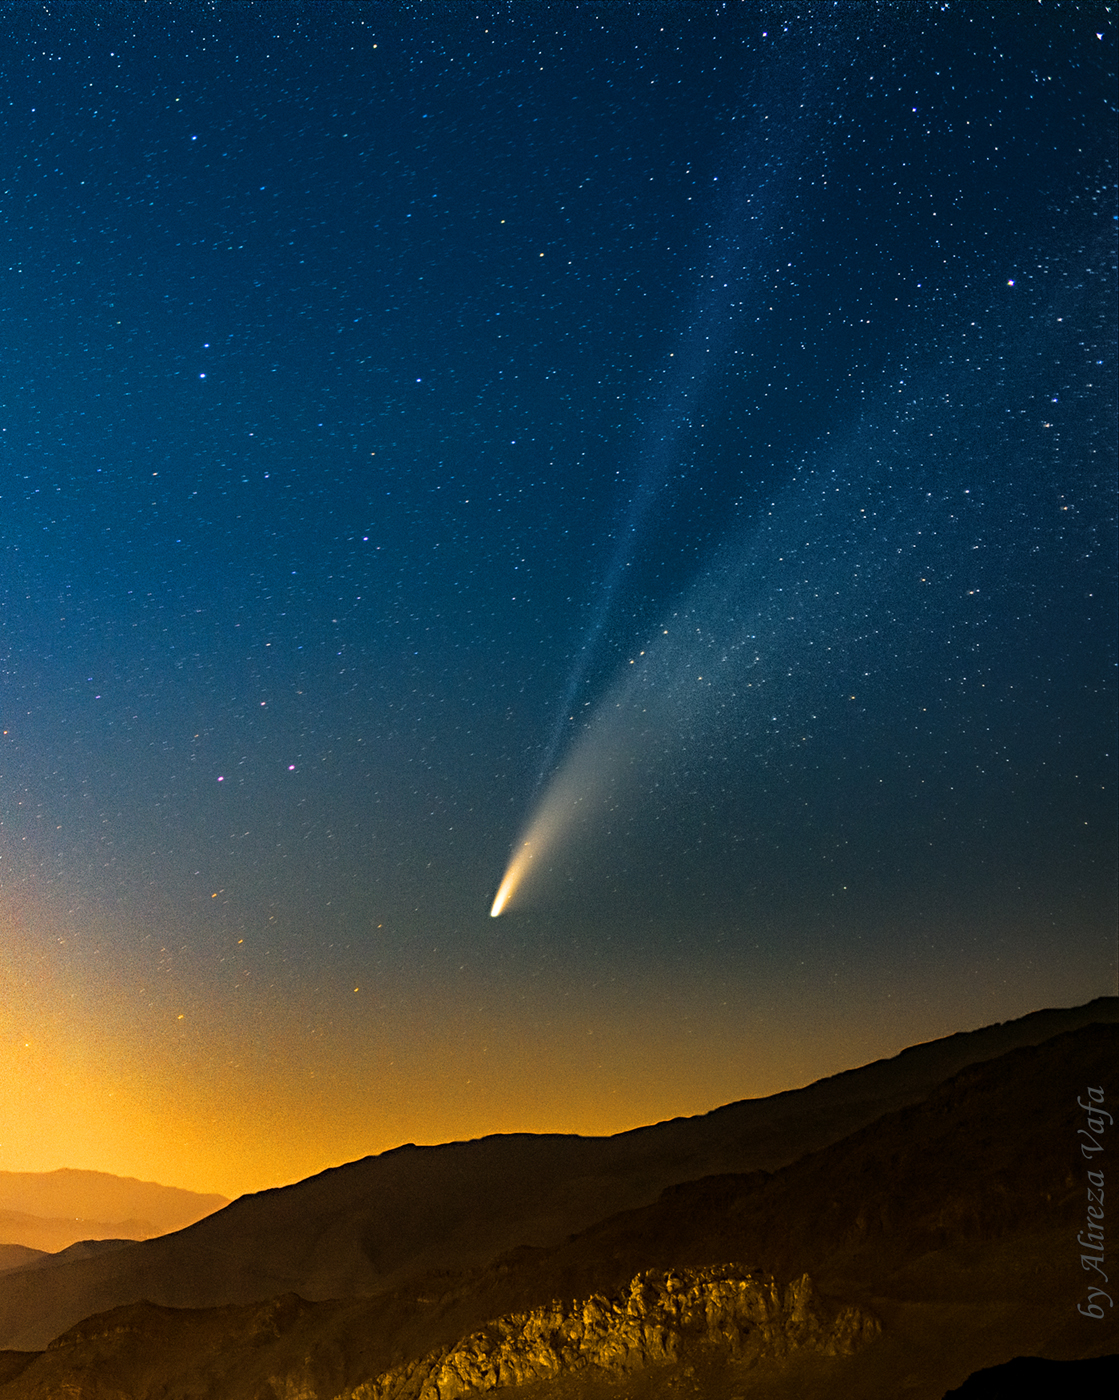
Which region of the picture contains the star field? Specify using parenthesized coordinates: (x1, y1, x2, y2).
(0, 2, 1114, 1196)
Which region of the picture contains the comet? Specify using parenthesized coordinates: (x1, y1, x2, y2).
(488, 716, 622, 915)
(489, 844, 532, 917)
(488, 792, 579, 917)
(488, 429, 841, 920)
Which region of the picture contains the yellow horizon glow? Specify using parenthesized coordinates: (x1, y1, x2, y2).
(3, 922, 1106, 1199)
(8, 809, 1108, 1202)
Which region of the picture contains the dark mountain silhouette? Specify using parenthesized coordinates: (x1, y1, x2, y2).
(0, 1240, 136, 1277)
(0, 1253, 40, 1278)
(942, 1353, 1118, 1396)
(0, 998, 1114, 1398)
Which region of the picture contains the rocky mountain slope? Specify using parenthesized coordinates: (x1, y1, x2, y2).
(346, 1267, 880, 1399)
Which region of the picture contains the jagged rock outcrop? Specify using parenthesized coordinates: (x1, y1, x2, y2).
(337, 1265, 879, 1399)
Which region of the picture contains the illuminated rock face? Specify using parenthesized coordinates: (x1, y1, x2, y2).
(342, 1266, 880, 1399)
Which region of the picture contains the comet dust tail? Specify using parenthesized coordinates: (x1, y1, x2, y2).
(489, 820, 555, 916)
(488, 704, 634, 916)
(490, 846, 532, 917)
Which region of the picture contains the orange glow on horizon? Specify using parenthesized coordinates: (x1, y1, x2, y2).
(4, 878, 1110, 1201)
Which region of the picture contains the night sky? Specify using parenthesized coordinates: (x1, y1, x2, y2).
(1, 2, 1115, 1199)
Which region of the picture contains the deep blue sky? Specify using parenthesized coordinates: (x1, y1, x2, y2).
(1, 2, 1115, 1195)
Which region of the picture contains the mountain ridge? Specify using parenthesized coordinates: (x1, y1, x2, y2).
(0, 997, 1114, 1395)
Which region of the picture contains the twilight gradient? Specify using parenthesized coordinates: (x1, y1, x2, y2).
(1, 3, 1115, 1197)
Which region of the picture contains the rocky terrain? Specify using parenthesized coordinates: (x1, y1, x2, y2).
(344, 1267, 880, 1399)
(0, 1000, 1114, 1398)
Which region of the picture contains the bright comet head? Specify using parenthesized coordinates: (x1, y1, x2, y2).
(490, 841, 533, 916)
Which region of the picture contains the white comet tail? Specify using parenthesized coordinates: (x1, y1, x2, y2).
(490, 837, 543, 916)
(488, 720, 621, 915)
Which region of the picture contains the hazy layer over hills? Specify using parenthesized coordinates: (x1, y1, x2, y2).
(0, 1171, 228, 1255)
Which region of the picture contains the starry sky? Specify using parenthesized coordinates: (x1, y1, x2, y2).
(1, 2, 1115, 1200)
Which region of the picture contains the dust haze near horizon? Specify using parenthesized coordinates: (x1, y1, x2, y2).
(1, 4, 1114, 1199)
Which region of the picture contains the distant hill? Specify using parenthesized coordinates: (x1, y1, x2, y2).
(0, 999, 1114, 1399)
(0, 1249, 42, 1277)
(0, 1172, 229, 1254)
(0, 1239, 136, 1276)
